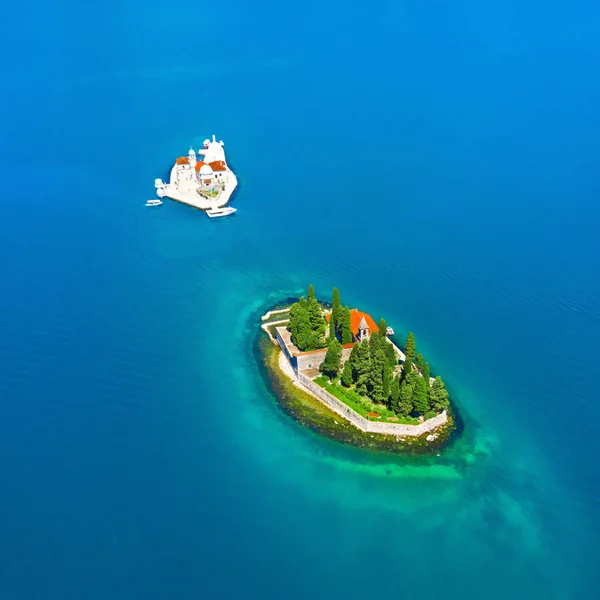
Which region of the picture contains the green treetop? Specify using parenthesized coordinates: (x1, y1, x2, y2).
(389, 375, 401, 412)
(350, 339, 371, 395)
(416, 352, 424, 373)
(379, 317, 387, 338)
(332, 287, 341, 328)
(405, 332, 416, 365)
(306, 286, 326, 347)
(329, 312, 336, 341)
(385, 341, 397, 369)
(423, 362, 430, 389)
(382, 360, 392, 401)
(398, 380, 414, 416)
(430, 376, 450, 410)
(293, 305, 312, 351)
(320, 338, 342, 379)
(412, 374, 429, 415)
(341, 359, 354, 387)
(403, 332, 416, 381)
(341, 305, 352, 344)
(369, 348, 387, 404)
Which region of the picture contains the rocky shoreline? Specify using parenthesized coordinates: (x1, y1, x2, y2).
(257, 335, 459, 456)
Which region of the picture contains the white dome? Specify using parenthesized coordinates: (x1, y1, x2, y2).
(203, 139, 210, 146)
(199, 164, 213, 176)
(188, 148, 196, 155)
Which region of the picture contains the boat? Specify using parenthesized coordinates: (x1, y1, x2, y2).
(206, 207, 237, 218)
(146, 199, 163, 206)
(386, 326, 394, 336)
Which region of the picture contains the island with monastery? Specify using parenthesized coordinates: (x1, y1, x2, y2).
(259, 285, 457, 453)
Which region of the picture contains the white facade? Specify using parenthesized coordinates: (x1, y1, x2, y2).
(158, 134, 238, 211)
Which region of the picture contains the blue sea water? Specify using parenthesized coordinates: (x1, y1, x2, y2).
(1, 0, 600, 598)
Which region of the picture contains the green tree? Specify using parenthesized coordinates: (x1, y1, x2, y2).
(320, 339, 342, 379)
(293, 305, 312, 351)
(416, 352, 424, 373)
(385, 341, 397, 369)
(341, 305, 352, 344)
(405, 332, 416, 365)
(351, 339, 371, 395)
(383, 360, 392, 401)
(329, 313, 336, 341)
(341, 359, 354, 387)
(332, 287, 342, 327)
(398, 380, 413, 416)
(412, 375, 429, 415)
(423, 362, 430, 389)
(402, 332, 416, 381)
(305, 286, 326, 349)
(369, 331, 384, 354)
(390, 375, 401, 412)
(430, 376, 450, 410)
(369, 348, 387, 403)
(379, 317, 387, 337)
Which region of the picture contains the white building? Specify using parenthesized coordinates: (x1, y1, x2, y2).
(157, 135, 238, 211)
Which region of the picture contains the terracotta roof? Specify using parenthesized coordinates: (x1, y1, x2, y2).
(325, 309, 378, 337)
(176, 156, 189, 165)
(349, 309, 378, 336)
(209, 160, 227, 171)
(194, 160, 206, 172)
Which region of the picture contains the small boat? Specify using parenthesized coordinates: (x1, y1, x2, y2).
(146, 199, 163, 206)
(386, 326, 394, 336)
(206, 207, 237, 218)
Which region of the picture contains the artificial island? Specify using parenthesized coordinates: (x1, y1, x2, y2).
(153, 135, 238, 215)
(259, 285, 457, 454)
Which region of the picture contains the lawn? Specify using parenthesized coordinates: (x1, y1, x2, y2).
(313, 376, 420, 425)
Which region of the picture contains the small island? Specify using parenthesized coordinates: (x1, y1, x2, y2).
(260, 285, 457, 454)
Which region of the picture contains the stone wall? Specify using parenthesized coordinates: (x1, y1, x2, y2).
(296, 371, 447, 437)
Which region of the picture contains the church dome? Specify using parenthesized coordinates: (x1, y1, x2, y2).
(199, 164, 213, 177)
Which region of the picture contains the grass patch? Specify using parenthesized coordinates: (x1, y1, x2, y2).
(313, 376, 420, 424)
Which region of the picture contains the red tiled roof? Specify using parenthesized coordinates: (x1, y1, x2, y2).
(194, 160, 206, 172)
(209, 160, 227, 171)
(325, 309, 378, 336)
(349, 309, 378, 336)
(176, 156, 189, 165)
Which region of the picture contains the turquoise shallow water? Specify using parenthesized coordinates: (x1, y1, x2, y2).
(2, 0, 600, 598)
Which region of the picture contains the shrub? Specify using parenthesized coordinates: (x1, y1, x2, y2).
(424, 410, 437, 420)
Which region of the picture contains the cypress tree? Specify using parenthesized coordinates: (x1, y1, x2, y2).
(341, 360, 354, 387)
(416, 352, 424, 373)
(353, 339, 371, 395)
(403, 332, 416, 380)
(430, 376, 450, 410)
(370, 348, 387, 404)
(341, 305, 352, 344)
(306, 289, 326, 349)
(383, 360, 392, 401)
(390, 375, 400, 412)
(423, 362, 430, 389)
(288, 301, 300, 341)
(293, 306, 312, 351)
(332, 287, 341, 328)
(329, 313, 336, 341)
(412, 375, 429, 415)
(405, 332, 416, 366)
(379, 317, 388, 337)
(398, 381, 414, 416)
(385, 341, 397, 369)
(320, 339, 342, 379)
